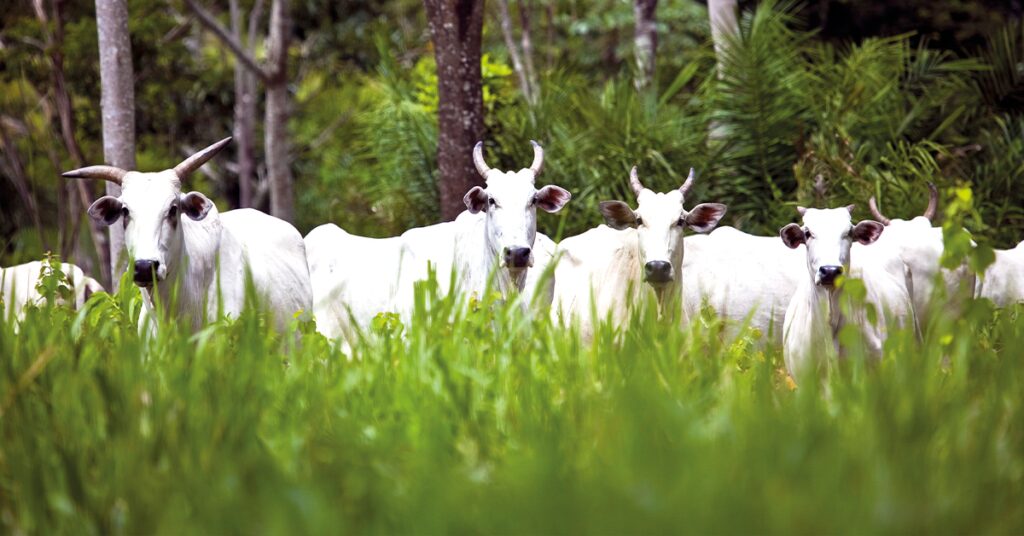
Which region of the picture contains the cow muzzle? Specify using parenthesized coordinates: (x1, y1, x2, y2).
(816, 265, 843, 288)
(644, 260, 674, 285)
(133, 259, 161, 287)
(504, 247, 532, 270)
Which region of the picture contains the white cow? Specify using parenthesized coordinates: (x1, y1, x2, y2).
(680, 184, 959, 346)
(683, 227, 805, 344)
(779, 206, 917, 379)
(305, 141, 571, 342)
(975, 241, 1024, 306)
(551, 167, 727, 336)
(63, 137, 313, 331)
(868, 184, 976, 325)
(1, 261, 104, 322)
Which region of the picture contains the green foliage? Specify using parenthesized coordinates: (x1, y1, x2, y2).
(940, 185, 994, 275)
(32, 254, 73, 307)
(411, 53, 516, 114)
(708, 0, 811, 224)
(7, 0, 1024, 261)
(487, 69, 713, 238)
(1, 268, 1022, 533)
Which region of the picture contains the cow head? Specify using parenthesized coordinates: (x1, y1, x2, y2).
(64, 137, 230, 288)
(599, 167, 726, 289)
(780, 206, 884, 289)
(463, 141, 571, 274)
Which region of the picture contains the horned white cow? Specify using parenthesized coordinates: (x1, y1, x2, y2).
(1, 261, 104, 322)
(64, 137, 313, 331)
(779, 206, 917, 378)
(975, 241, 1024, 306)
(305, 141, 571, 342)
(868, 184, 975, 325)
(551, 167, 727, 336)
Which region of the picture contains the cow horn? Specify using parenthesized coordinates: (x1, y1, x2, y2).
(923, 183, 938, 221)
(473, 141, 491, 177)
(629, 166, 644, 195)
(867, 196, 891, 226)
(679, 168, 696, 196)
(173, 136, 232, 179)
(61, 165, 128, 185)
(529, 140, 544, 175)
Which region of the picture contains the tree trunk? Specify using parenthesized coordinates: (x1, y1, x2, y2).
(185, 0, 273, 213)
(496, 0, 532, 104)
(708, 0, 738, 78)
(265, 0, 294, 222)
(544, 3, 555, 68)
(230, 0, 257, 209)
(518, 0, 539, 101)
(496, 0, 539, 105)
(95, 0, 136, 290)
(423, 0, 487, 221)
(633, 0, 658, 90)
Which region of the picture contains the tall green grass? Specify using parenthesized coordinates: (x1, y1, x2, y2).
(1, 258, 1021, 534)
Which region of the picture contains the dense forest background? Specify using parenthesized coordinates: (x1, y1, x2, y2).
(3, 0, 1024, 287)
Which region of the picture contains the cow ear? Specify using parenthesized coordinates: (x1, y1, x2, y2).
(599, 201, 638, 230)
(852, 220, 884, 245)
(780, 223, 806, 249)
(685, 203, 727, 233)
(87, 196, 124, 226)
(181, 191, 214, 221)
(464, 186, 489, 214)
(535, 185, 572, 213)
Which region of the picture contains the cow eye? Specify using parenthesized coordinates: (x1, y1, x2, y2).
(804, 229, 813, 239)
(635, 216, 644, 226)
(676, 217, 686, 227)
(168, 205, 178, 219)
(488, 198, 497, 207)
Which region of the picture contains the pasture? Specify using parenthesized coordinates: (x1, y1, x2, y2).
(1, 259, 1021, 533)
(4, 0, 1024, 532)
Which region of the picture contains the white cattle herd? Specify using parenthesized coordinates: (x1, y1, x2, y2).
(1, 137, 1022, 378)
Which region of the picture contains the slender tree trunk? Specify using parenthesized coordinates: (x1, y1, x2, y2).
(496, 0, 532, 104)
(264, 0, 294, 222)
(518, 0, 539, 101)
(544, 3, 555, 69)
(230, 0, 257, 208)
(423, 0, 487, 221)
(96, 0, 135, 290)
(186, 0, 291, 221)
(708, 0, 738, 78)
(633, 0, 658, 90)
(496, 0, 539, 105)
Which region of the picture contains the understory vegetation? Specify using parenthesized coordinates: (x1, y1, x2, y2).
(1, 248, 1022, 533)
(6, 1, 1024, 264)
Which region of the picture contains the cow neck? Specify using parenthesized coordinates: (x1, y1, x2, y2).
(795, 276, 844, 353)
(452, 211, 525, 298)
(609, 228, 643, 305)
(665, 237, 687, 317)
(151, 206, 223, 327)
